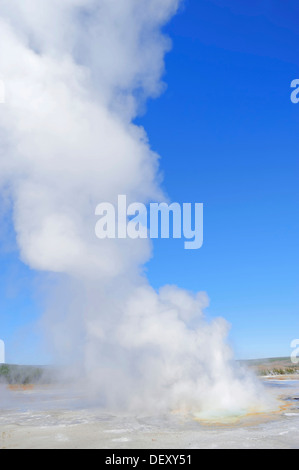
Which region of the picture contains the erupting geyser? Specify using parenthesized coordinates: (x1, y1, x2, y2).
(0, 0, 275, 417)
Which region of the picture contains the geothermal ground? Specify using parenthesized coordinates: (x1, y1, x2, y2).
(0, 360, 299, 449)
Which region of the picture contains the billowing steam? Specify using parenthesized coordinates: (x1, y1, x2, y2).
(0, 0, 271, 416)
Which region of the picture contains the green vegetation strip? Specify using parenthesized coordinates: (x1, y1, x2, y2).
(0, 364, 45, 384)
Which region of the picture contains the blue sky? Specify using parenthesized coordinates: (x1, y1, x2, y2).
(139, 0, 299, 359)
(1, 0, 299, 363)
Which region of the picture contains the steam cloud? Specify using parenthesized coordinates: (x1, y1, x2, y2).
(0, 1, 271, 416)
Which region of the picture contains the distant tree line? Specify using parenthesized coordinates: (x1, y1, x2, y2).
(0, 364, 45, 384)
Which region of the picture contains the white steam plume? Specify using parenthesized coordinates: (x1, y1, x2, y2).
(0, 1, 271, 416)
